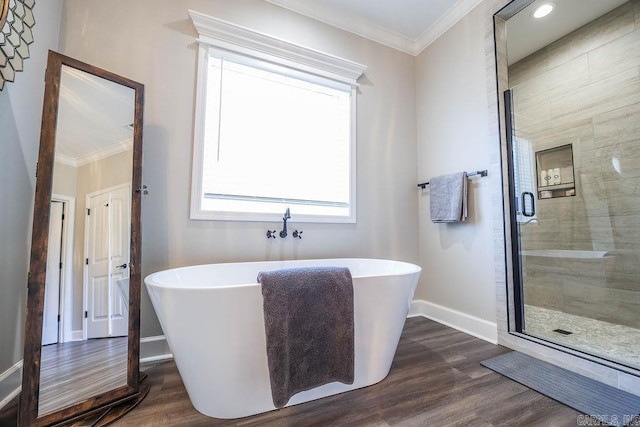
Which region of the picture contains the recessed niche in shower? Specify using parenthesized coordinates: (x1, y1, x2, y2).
(535, 144, 575, 199)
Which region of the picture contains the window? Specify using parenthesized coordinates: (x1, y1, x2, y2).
(189, 11, 366, 222)
(201, 55, 351, 219)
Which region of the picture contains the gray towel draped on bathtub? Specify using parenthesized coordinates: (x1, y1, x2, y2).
(429, 171, 468, 223)
(257, 266, 355, 408)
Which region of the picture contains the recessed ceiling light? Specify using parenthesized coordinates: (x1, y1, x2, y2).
(532, 3, 555, 19)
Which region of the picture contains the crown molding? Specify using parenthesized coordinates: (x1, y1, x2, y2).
(414, 0, 485, 55)
(264, 0, 417, 55)
(265, 0, 484, 56)
(55, 139, 133, 168)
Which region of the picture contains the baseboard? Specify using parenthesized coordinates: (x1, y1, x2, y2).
(71, 330, 83, 341)
(0, 360, 22, 411)
(140, 335, 173, 363)
(409, 299, 498, 344)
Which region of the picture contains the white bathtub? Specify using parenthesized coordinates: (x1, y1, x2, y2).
(145, 258, 421, 419)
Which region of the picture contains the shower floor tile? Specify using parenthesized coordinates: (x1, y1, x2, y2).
(524, 305, 640, 371)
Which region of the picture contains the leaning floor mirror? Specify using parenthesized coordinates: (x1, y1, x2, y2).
(19, 51, 146, 426)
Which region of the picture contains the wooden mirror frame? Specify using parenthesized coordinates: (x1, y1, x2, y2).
(19, 51, 144, 427)
(0, 0, 8, 29)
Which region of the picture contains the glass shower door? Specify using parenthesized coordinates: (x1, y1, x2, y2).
(505, 80, 640, 371)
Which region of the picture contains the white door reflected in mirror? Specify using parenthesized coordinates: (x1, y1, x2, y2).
(85, 184, 131, 339)
(42, 201, 64, 346)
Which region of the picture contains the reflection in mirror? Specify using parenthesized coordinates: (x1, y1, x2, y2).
(39, 65, 135, 416)
(20, 51, 145, 427)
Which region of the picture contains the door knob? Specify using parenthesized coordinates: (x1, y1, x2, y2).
(116, 263, 128, 269)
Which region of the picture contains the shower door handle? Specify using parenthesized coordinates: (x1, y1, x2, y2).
(521, 192, 535, 217)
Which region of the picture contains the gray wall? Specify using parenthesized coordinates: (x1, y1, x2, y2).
(58, 0, 419, 337)
(415, 0, 499, 328)
(0, 1, 63, 373)
(511, 2, 640, 328)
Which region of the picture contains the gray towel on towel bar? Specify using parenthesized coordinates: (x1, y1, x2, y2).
(258, 266, 354, 408)
(429, 172, 468, 222)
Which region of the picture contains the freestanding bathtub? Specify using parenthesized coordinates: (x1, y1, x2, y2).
(145, 258, 421, 419)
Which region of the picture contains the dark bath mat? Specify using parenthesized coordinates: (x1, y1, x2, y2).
(481, 352, 640, 427)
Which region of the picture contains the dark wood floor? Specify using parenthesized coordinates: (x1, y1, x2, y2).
(114, 317, 582, 426)
(0, 317, 584, 426)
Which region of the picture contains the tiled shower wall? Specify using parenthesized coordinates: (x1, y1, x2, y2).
(509, 1, 640, 328)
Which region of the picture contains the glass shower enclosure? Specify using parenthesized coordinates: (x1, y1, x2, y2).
(504, 0, 640, 371)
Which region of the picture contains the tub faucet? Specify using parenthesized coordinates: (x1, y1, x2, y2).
(279, 208, 291, 238)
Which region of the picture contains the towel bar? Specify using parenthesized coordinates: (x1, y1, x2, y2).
(417, 170, 488, 189)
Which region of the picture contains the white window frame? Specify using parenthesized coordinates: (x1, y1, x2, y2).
(188, 10, 366, 223)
